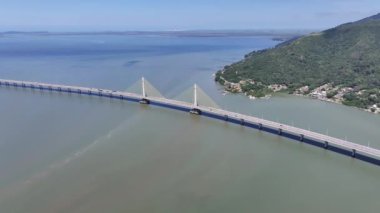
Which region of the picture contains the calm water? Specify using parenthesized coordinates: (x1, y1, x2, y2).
(0, 34, 379, 213)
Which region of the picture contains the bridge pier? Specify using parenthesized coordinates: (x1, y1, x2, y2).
(278, 128, 282, 135)
(224, 115, 228, 121)
(240, 119, 245, 125)
(139, 98, 150, 104)
(324, 141, 329, 149)
(189, 108, 201, 115)
(352, 149, 356, 158)
(258, 123, 263, 130)
(300, 134, 304, 142)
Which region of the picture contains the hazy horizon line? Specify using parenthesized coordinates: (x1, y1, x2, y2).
(0, 29, 320, 34)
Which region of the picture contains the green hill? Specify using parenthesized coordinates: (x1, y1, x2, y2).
(215, 13, 380, 112)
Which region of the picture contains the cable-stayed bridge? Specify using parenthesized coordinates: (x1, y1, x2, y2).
(0, 78, 379, 166)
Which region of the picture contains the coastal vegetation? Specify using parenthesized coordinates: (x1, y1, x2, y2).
(215, 13, 380, 113)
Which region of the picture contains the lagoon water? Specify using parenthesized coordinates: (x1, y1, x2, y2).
(0, 34, 379, 213)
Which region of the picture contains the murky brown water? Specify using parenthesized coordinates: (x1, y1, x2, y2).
(0, 35, 379, 213)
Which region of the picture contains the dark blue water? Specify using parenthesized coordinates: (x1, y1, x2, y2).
(0, 34, 272, 57)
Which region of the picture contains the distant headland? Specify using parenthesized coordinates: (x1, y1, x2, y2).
(215, 13, 380, 114)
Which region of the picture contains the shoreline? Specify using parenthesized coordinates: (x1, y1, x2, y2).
(215, 73, 380, 114)
(219, 84, 380, 115)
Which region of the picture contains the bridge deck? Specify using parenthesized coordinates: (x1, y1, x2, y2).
(1, 78, 379, 160)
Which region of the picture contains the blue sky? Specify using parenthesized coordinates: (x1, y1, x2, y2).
(0, 0, 379, 31)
